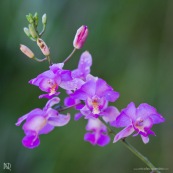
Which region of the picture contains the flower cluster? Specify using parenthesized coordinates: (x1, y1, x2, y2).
(16, 13, 165, 149)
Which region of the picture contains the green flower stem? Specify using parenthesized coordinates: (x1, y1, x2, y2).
(46, 55, 52, 66)
(98, 117, 161, 173)
(121, 139, 160, 173)
(63, 48, 77, 64)
(39, 24, 46, 37)
(33, 57, 47, 62)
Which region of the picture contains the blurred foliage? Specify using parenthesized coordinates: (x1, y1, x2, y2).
(0, 0, 173, 172)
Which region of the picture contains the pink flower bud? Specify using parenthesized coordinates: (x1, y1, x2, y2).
(37, 38, 50, 56)
(20, 44, 34, 58)
(73, 25, 88, 49)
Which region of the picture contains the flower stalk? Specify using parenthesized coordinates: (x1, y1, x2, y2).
(98, 117, 161, 173)
(63, 48, 77, 64)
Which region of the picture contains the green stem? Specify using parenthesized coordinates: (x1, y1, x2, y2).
(33, 57, 47, 62)
(98, 117, 161, 173)
(39, 24, 46, 37)
(46, 55, 53, 66)
(121, 139, 160, 173)
(63, 48, 77, 63)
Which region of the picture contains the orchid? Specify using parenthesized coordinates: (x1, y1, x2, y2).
(112, 102, 165, 143)
(16, 97, 70, 149)
(70, 76, 119, 119)
(84, 118, 110, 146)
(29, 63, 83, 99)
(16, 12, 166, 172)
(64, 51, 92, 116)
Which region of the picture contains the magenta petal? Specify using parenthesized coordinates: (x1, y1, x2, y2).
(80, 105, 91, 117)
(22, 115, 46, 132)
(113, 125, 134, 143)
(60, 78, 84, 91)
(72, 51, 92, 80)
(84, 133, 96, 145)
(146, 129, 156, 136)
(50, 63, 64, 73)
(105, 90, 120, 102)
(78, 51, 92, 69)
(64, 97, 76, 106)
(17, 108, 43, 125)
(95, 79, 110, 97)
(141, 135, 149, 144)
(75, 103, 84, 110)
(74, 113, 83, 121)
(71, 90, 88, 100)
(44, 97, 60, 110)
(22, 131, 40, 149)
(39, 78, 54, 92)
(80, 80, 96, 97)
(149, 114, 165, 124)
(123, 102, 137, 120)
(97, 134, 110, 146)
(60, 70, 72, 81)
(113, 112, 131, 128)
(101, 106, 120, 123)
(16, 114, 28, 126)
(39, 124, 54, 134)
(48, 113, 70, 126)
(137, 103, 157, 118)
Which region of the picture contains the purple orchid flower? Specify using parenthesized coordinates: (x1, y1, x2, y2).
(29, 63, 83, 99)
(84, 118, 110, 146)
(70, 76, 120, 119)
(15, 97, 70, 149)
(112, 102, 165, 144)
(64, 51, 92, 118)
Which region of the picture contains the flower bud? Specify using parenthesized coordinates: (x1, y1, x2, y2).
(28, 24, 38, 39)
(33, 12, 39, 27)
(20, 44, 34, 58)
(26, 13, 34, 23)
(73, 25, 88, 49)
(23, 27, 30, 37)
(37, 38, 50, 56)
(42, 14, 47, 25)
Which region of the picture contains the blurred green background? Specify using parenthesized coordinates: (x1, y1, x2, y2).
(0, 0, 172, 172)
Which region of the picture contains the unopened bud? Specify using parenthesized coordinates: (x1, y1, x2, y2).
(26, 13, 33, 23)
(20, 44, 34, 58)
(23, 27, 30, 37)
(28, 24, 38, 38)
(73, 25, 88, 49)
(37, 38, 50, 56)
(33, 12, 39, 27)
(42, 14, 47, 25)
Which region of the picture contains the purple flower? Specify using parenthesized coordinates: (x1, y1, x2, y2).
(84, 118, 110, 146)
(70, 76, 120, 119)
(15, 97, 70, 149)
(64, 51, 92, 118)
(112, 102, 165, 144)
(29, 63, 83, 99)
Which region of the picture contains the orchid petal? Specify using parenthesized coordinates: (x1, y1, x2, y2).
(22, 131, 40, 149)
(44, 97, 60, 110)
(97, 134, 110, 147)
(101, 106, 120, 123)
(48, 113, 70, 126)
(141, 135, 149, 144)
(113, 125, 134, 143)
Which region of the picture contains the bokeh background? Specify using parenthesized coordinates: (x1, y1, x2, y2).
(0, 0, 172, 172)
